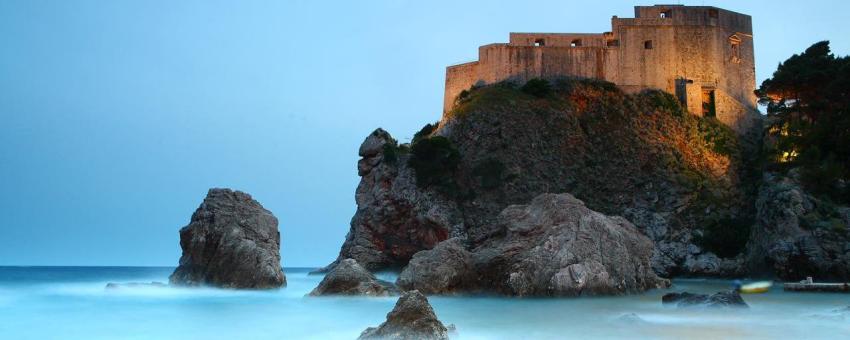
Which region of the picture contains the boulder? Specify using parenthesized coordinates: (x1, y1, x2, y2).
(396, 238, 475, 294)
(309, 258, 393, 296)
(358, 290, 450, 340)
(472, 193, 670, 296)
(661, 291, 748, 308)
(169, 188, 286, 289)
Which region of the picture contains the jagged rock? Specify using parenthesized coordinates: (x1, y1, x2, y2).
(322, 129, 464, 272)
(661, 291, 748, 308)
(105, 282, 167, 290)
(472, 193, 670, 296)
(358, 290, 450, 340)
(396, 238, 474, 294)
(309, 258, 393, 296)
(169, 188, 285, 289)
(747, 171, 850, 280)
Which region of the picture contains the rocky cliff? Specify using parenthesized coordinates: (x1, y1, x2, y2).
(329, 79, 758, 280)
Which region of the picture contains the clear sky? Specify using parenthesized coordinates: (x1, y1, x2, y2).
(1, 0, 848, 267)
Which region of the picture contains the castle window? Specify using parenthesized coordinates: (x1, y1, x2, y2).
(702, 88, 716, 117)
(606, 39, 620, 47)
(729, 35, 742, 63)
(644, 40, 653, 49)
(534, 38, 545, 47)
(660, 10, 672, 19)
(570, 39, 582, 47)
(708, 9, 719, 18)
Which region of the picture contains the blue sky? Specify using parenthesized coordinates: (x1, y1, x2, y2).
(1, 0, 848, 267)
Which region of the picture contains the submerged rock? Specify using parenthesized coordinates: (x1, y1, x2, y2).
(358, 290, 450, 340)
(661, 291, 748, 308)
(615, 313, 648, 324)
(169, 188, 286, 289)
(396, 238, 474, 294)
(309, 258, 394, 296)
(105, 282, 167, 290)
(472, 193, 670, 296)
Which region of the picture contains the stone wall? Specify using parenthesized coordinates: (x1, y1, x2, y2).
(443, 5, 759, 133)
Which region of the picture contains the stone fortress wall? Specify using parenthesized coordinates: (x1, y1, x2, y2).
(444, 5, 758, 132)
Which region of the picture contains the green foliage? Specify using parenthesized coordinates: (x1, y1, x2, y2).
(408, 136, 461, 194)
(694, 217, 753, 258)
(640, 89, 685, 117)
(382, 141, 409, 165)
(412, 121, 440, 144)
(472, 159, 505, 189)
(757, 41, 850, 203)
(698, 117, 737, 156)
(521, 78, 552, 98)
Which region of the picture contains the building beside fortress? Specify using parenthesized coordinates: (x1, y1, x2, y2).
(443, 5, 758, 132)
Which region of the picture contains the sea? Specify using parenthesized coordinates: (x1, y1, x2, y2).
(0, 266, 848, 339)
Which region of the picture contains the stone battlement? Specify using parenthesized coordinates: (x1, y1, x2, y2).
(444, 5, 758, 132)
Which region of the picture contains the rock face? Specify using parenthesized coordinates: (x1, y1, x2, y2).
(309, 258, 392, 296)
(396, 238, 474, 294)
(662, 291, 748, 308)
(472, 193, 669, 296)
(325, 129, 463, 272)
(325, 81, 759, 277)
(169, 188, 286, 289)
(747, 171, 850, 280)
(358, 290, 450, 340)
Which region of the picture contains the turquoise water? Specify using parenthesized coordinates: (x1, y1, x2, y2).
(1, 267, 849, 339)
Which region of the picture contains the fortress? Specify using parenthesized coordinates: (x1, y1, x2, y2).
(443, 5, 758, 132)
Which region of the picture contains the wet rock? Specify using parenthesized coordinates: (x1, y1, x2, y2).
(661, 290, 748, 308)
(105, 282, 167, 290)
(169, 188, 286, 289)
(615, 313, 648, 324)
(396, 238, 474, 294)
(473, 193, 670, 296)
(309, 258, 394, 296)
(358, 290, 450, 340)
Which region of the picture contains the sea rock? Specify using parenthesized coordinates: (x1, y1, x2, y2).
(105, 282, 167, 290)
(747, 171, 850, 280)
(309, 258, 393, 296)
(472, 193, 670, 296)
(615, 313, 648, 324)
(396, 238, 475, 294)
(661, 291, 748, 308)
(169, 188, 286, 289)
(322, 129, 464, 272)
(358, 290, 450, 340)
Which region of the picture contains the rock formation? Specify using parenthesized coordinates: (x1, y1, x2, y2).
(323, 128, 463, 272)
(661, 291, 748, 308)
(747, 170, 850, 281)
(396, 238, 474, 294)
(169, 188, 286, 289)
(325, 80, 758, 278)
(309, 258, 394, 296)
(472, 193, 669, 296)
(358, 290, 450, 340)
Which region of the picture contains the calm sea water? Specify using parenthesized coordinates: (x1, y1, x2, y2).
(0, 267, 848, 339)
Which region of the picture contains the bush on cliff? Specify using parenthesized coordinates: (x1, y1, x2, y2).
(408, 136, 461, 194)
(521, 78, 552, 98)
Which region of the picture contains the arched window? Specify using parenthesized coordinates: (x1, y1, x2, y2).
(729, 35, 742, 63)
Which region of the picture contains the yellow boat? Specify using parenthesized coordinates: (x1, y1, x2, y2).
(739, 281, 772, 294)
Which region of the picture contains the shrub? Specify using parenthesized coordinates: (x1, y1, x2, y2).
(521, 78, 552, 98)
(472, 159, 505, 189)
(698, 117, 737, 156)
(412, 121, 440, 144)
(408, 136, 461, 192)
(641, 89, 685, 117)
